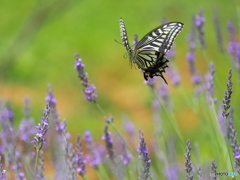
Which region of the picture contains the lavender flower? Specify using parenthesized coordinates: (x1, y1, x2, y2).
(144, 76, 156, 87)
(166, 65, 181, 86)
(184, 139, 193, 180)
(19, 97, 35, 144)
(0, 104, 16, 166)
(187, 17, 202, 86)
(138, 130, 151, 180)
(32, 104, 50, 151)
(0, 156, 6, 180)
(61, 119, 76, 180)
(105, 115, 114, 124)
(120, 143, 132, 165)
(205, 63, 216, 104)
(102, 125, 114, 161)
(211, 160, 218, 180)
(197, 166, 203, 180)
(74, 53, 98, 102)
(166, 44, 175, 60)
(123, 118, 135, 137)
(13, 150, 26, 180)
(3, 101, 14, 123)
(84, 130, 101, 168)
(228, 21, 236, 40)
(75, 135, 86, 177)
(227, 114, 240, 172)
(195, 8, 206, 49)
(222, 69, 232, 119)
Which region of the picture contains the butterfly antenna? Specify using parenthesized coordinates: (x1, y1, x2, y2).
(115, 39, 124, 46)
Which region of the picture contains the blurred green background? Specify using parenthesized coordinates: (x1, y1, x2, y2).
(0, 0, 239, 139)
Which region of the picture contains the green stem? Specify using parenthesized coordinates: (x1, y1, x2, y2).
(34, 148, 39, 173)
(152, 88, 184, 146)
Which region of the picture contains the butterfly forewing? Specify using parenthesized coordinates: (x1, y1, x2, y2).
(135, 22, 184, 54)
(119, 18, 131, 52)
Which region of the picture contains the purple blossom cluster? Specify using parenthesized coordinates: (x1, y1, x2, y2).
(186, 17, 202, 86)
(184, 140, 193, 180)
(74, 53, 98, 102)
(138, 130, 151, 180)
(195, 8, 206, 49)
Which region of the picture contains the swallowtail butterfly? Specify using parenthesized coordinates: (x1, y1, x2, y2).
(119, 18, 184, 84)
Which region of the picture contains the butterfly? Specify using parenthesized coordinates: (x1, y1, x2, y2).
(119, 18, 184, 84)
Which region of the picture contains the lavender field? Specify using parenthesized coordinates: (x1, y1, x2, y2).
(0, 1, 240, 180)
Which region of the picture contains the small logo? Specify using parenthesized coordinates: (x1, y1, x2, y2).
(210, 171, 216, 177)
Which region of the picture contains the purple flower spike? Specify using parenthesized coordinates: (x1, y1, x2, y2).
(138, 130, 151, 180)
(75, 135, 86, 177)
(205, 63, 216, 104)
(228, 21, 236, 40)
(19, 97, 35, 144)
(184, 139, 193, 180)
(84, 130, 101, 168)
(74, 53, 98, 102)
(211, 160, 218, 180)
(195, 8, 206, 49)
(32, 104, 50, 151)
(102, 126, 114, 161)
(227, 112, 240, 172)
(167, 66, 181, 86)
(83, 84, 98, 102)
(222, 69, 232, 119)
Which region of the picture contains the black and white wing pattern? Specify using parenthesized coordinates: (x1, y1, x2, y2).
(119, 18, 184, 84)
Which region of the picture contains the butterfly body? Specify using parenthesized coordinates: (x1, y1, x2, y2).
(119, 18, 184, 83)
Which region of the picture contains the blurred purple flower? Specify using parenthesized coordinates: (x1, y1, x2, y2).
(167, 65, 181, 86)
(74, 53, 98, 102)
(102, 126, 114, 161)
(84, 130, 101, 168)
(75, 135, 86, 177)
(197, 166, 203, 180)
(166, 44, 175, 60)
(120, 143, 132, 165)
(138, 130, 151, 180)
(3, 101, 14, 123)
(123, 119, 135, 137)
(105, 115, 114, 124)
(32, 104, 50, 151)
(164, 164, 179, 180)
(13, 151, 26, 180)
(205, 63, 216, 104)
(19, 97, 35, 144)
(228, 21, 236, 40)
(195, 8, 206, 49)
(191, 73, 202, 85)
(144, 76, 156, 87)
(184, 140, 193, 180)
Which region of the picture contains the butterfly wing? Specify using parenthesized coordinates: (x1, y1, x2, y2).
(135, 22, 184, 54)
(119, 18, 131, 52)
